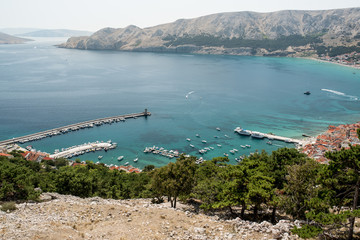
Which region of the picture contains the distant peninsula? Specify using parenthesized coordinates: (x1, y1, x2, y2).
(19, 29, 93, 38)
(0, 32, 32, 44)
(59, 8, 360, 62)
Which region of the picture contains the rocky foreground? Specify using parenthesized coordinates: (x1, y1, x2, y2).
(0, 193, 300, 240)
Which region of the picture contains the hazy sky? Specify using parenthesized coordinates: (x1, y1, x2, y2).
(1, 0, 359, 31)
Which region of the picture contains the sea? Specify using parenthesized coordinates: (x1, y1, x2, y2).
(1, 37, 360, 168)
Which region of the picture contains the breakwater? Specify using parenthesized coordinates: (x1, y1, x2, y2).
(0, 109, 151, 147)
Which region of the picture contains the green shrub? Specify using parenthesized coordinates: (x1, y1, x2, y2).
(1, 201, 17, 212)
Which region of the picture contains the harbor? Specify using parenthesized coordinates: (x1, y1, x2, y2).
(0, 109, 151, 147)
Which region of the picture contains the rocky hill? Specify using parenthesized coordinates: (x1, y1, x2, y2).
(59, 8, 360, 56)
(0, 193, 300, 240)
(0, 32, 32, 44)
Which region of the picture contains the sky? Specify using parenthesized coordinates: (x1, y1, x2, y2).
(0, 0, 359, 32)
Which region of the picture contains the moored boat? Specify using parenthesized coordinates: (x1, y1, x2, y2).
(117, 156, 124, 161)
(251, 132, 265, 139)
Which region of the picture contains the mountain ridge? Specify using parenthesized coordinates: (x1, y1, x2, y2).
(59, 8, 360, 56)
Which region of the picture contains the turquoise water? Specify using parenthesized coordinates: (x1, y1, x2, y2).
(1, 38, 360, 168)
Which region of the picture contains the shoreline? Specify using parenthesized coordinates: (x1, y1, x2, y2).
(301, 56, 360, 70)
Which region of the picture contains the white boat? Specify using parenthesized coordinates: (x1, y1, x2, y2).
(190, 144, 195, 148)
(251, 132, 265, 139)
(196, 134, 200, 138)
(124, 162, 129, 165)
(98, 156, 103, 159)
(214, 136, 219, 138)
(186, 138, 191, 142)
(216, 127, 221, 131)
(230, 150, 235, 154)
(224, 153, 229, 157)
(267, 141, 272, 145)
(233, 148, 238, 152)
(241, 145, 246, 148)
(224, 134, 230, 138)
(246, 145, 251, 148)
(202, 140, 207, 143)
(217, 144, 222, 147)
(117, 156, 124, 161)
(234, 127, 252, 136)
(134, 158, 138, 162)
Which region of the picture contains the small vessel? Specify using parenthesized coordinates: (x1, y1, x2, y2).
(134, 158, 138, 162)
(216, 127, 221, 131)
(224, 134, 230, 138)
(224, 153, 229, 157)
(214, 136, 219, 138)
(124, 162, 129, 165)
(241, 145, 246, 148)
(117, 156, 124, 161)
(267, 141, 272, 145)
(246, 144, 251, 148)
(186, 138, 191, 142)
(196, 134, 200, 138)
(190, 144, 195, 148)
(98, 156, 103, 159)
(202, 140, 207, 143)
(304, 91, 311, 95)
(233, 148, 238, 152)
(217, 144, 222, 147)
(230, 150, 235, 154)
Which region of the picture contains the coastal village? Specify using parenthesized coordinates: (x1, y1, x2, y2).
(1, 121, 360, 168)
(319, 51, 360, 68)
(300, 122, 360, 163)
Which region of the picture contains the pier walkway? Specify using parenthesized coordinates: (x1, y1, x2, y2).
(234, 127, 307, 146)
(0, 109, 151, 147)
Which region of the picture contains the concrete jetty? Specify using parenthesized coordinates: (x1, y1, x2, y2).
(50, 141, 115, 159)
(0, 109, 151, 147)
(234, 127, 306, 146)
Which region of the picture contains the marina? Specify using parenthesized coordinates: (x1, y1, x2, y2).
(0, 110, 151, 147)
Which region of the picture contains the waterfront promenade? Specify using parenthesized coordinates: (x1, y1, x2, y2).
(0, 110, 151, 147)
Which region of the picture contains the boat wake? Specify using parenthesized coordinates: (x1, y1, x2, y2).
(185, 91, 195, 99)
(321, 89, 359, 101)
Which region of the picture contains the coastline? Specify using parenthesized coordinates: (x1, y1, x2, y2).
(301, 56, 360, 70)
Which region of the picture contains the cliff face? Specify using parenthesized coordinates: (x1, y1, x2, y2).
(59, 8, 360, 55)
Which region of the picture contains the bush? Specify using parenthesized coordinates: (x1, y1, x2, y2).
(1, 201, 17, 212)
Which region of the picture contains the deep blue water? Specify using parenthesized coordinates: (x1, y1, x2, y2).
(1, 38, 360, 168)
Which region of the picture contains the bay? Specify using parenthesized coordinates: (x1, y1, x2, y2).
(1, 38, 360, 168)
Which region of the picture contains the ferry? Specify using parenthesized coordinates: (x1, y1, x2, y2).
(117, 156, 124, 161)
(251, 132, 265, 139)
(236, 128, 252, 136)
